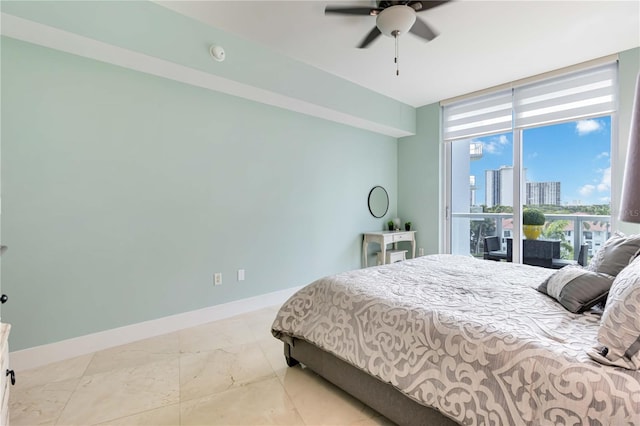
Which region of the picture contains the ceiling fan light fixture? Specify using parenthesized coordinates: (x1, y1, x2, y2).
(376, 5, 416, 37)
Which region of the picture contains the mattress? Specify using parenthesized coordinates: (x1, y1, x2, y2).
(272, 254, 640, 425)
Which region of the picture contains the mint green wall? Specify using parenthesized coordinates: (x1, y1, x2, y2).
(2, 16, 636, 352)
(1, 1, 415, 136)
(397, 104, 441, 255)
(1, 38, 398, 351)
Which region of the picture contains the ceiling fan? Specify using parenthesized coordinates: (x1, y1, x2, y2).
(325, 1, 449, 74)
(325, 1, 448, 48)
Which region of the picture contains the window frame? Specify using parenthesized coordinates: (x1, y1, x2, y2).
(442, 61, 619, 260)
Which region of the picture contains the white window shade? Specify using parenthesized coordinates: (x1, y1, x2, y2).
(514, 63, 617, 129)
(443, 90, 513, 141)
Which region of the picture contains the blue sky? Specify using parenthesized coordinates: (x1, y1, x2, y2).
(469, 116, 611, 206)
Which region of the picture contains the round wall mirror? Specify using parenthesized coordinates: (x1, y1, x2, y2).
(368, 186, 389, 218)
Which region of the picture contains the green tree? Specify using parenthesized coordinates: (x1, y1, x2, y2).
(542, 220, 573, 259)
(470, 218, 496, 256)
(484, 205, 513, 213)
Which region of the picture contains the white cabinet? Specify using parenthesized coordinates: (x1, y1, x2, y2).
(362, 231, 416, 267)
(0, 323, 11, 426)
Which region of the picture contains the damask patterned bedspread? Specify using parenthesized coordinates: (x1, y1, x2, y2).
(271, 254, 640, 425)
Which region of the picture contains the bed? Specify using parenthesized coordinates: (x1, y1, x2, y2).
(271, 254, 640, 425)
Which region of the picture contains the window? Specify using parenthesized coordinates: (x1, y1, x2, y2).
(444, 62, 616, 266)
(522, 118, 611, 261)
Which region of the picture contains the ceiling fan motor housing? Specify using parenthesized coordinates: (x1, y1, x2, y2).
(376, 5, 416, 37)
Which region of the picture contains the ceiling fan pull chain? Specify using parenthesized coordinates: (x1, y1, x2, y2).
(394, 32, 399, 76)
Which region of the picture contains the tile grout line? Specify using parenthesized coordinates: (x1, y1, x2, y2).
(56, 342, 181, 425)
(53, 352, 97, 426)
(15, 308, 303, 426)
(254, 325, 308, 426)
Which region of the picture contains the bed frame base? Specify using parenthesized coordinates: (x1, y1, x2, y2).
(283, 338, 459, 426)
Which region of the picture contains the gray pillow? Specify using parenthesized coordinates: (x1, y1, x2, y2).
(585, 232, 640, 277)
(588, 256, 640, 370)
(538, 266, 613, 313)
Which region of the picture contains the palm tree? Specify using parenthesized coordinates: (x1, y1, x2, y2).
(543, 220, 573, 259)
(471, 218, 497, 256)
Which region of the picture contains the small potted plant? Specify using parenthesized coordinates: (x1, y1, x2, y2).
(522, 208, 546, 240)
(387, 220, 394, 231)
(404, 221, 412, 231)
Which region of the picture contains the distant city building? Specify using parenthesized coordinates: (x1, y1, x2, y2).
(470, 175, 477, 206)
(485, 166, 526, 207)
(526, 181, 561, 205)
(485, 169, 500, 207)
(469, 143, 483, 206)
(484, 167, 560, 207)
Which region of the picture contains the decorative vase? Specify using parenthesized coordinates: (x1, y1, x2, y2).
(523, 225, 543, 240)
(388, 224, 394, 231)
(405, 224, 411, 231)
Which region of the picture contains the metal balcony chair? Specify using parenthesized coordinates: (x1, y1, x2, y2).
(551, 243, 589, 269)
(483, 236, 507, 261)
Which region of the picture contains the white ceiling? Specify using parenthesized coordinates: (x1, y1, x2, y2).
(159, 0, 639, 107)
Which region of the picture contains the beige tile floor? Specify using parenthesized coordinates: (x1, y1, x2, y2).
(10, 306, 396, 426)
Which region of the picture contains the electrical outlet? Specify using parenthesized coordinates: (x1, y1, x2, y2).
(214, 273, 222, 286)
(237, 269, 245, 281)
(418, 247, 425, 256)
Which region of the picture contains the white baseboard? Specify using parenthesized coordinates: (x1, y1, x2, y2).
(10, 286, 302, 372)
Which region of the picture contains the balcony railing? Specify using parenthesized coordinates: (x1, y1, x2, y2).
(452, 212, 611, 262)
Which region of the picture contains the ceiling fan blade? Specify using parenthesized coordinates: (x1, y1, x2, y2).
(325, 6, 378, 15)
(410, 16, 438, 41)
(409, 1, 449, 12)
(358, 26, 382, 48)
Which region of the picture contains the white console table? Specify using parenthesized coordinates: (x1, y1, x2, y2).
(0, 323, 11, 426)
(362, 231, 416, 267)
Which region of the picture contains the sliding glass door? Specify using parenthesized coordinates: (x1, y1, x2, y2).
(449, 133, 514, 257)
(444, 62, 616, 266)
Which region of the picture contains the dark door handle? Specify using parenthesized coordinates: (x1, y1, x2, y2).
(0, 295, 7, 304)
(6, 369, 15, 386)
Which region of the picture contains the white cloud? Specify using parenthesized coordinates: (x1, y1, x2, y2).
(576, 119, 603, 135)
(577, 167, 610, 202)
(483, 141, 498, 154)
(597, 167, 611, 192)
(596, 151, 609, 160)
(579, 184, 596, 196)
(481, 135, 510, 155)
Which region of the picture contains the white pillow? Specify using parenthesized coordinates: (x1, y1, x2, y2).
(588, 255, 640, 370)
(585, 231, 640, 277)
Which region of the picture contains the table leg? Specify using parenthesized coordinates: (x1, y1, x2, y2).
(362, 238, 368, 268)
